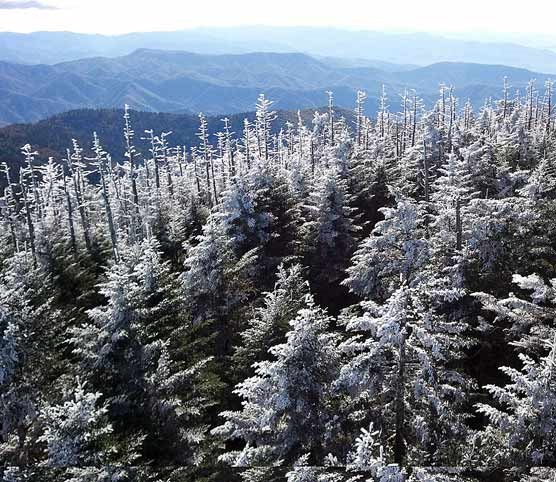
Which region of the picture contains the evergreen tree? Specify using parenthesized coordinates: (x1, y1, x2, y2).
(1, 85, 556, 477)
(181, 216, 242, 324)
(234, 263, 309, 373)
(0, 252, 54, 465)
(337, 283, 472, 465)
(214, 296, 341, 466)
(344, 195, 429, 301)
(477, 335, 556, 467)
(38, 379, 113, 468)
(475, 274, 556, 467)
(347, 424, 404, 481)
(302, 167, 359, 293)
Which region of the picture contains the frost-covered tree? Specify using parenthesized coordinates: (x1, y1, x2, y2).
(234, 263, 309, 373)
(303, 167, 359, 290)
(69, 238, 216, 465)
(181, 215, 254, 331)
(477, 335, 556, 466)
(337, 283, 472, 465)
(129, 237, 218, 464)
(214, 296, 341, 466)
(68, 253, 148, 462)
(1, 85, 556, 474)
(344, 195, 429, 301)
(38, 379, 112, 467)
(217, 163, 301, 289)
(0, 252, 54, 465)
(519, 153, 556, 200)
(217, 173, 271, 256)
(475, 274, 556, 467)
(284, 453, 346, 482)
(429, 151, 477, 259)
(255, 94, 277, 162)
(347, 424, 404, 481)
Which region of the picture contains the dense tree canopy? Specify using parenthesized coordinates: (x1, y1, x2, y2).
(1, 83, 556, 481)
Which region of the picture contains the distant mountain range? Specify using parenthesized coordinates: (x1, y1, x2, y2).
(3, 27, 556, 74)
(0, 48, 553, 126)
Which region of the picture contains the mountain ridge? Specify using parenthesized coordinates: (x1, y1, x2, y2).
(3, 27, 556, 74)
(0, 49, 552, 126)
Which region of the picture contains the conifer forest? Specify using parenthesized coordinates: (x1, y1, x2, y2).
(1, 84, 556, 482)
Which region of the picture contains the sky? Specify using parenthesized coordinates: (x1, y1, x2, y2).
(1, 0, 556, 40)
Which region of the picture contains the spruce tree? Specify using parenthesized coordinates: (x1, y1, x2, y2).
(338, 283, 472, 466)
(214, 296, 341, 466)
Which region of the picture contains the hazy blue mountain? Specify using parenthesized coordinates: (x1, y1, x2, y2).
(0, 30, 257, 64)
(396, 61, 552, 88)
(0, 49, 552, 125)
(3, 27, 556, 74)
(316, 56, 418, 72)
(0, 50, 368, 124)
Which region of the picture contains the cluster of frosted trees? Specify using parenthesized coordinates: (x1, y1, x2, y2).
(1, 84, 556, 481)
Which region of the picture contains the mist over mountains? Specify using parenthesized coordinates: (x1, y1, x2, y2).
(0, 48, 553, 126)
(3, 26, 556, 73)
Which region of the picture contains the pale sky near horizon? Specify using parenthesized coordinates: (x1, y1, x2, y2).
(1, 0, 555, 39)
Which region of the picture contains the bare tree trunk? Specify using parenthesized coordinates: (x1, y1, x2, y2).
(205, 160, 212, 208)
(67, 149, 92, 253)
(423, 141, 430, 204)
(244, 120, 252, 171)
(210, 159, 219, 205)
(395, 122, 400, 160)
(193, 154, 201, 197)
(123, 107, 141, 234)
(394, 331, 407, 465)
(22, 146, 43, 220)
(20, 175, 37, 267)
(412, 91, 418, 147)
(62, 172, 77, 255)
(310, 138, 315, 175)
(527, 81, 535, 131)
(2, 164, 19, 250)
(423, 141, 431, 239)
(456, 198, 462, 251)
(402, 90, 408, 153)
(4, 199, 18, 250)
(166, 153, 174, 198)
(145, 130, 161, 191)
(327, 91, 335, 145)
(546, 80, 553, 134)
(93, 134, 119, 261)
(100, 169, 119, 262)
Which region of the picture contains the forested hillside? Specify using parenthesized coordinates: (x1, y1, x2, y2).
(1, 85, 556, 481)
(0, 106, 353, 175)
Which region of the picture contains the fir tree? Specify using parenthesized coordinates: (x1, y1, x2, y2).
(344, 194, 429, 301)
(337, 283, 472, 465)
(234, 263, 310, 374)
(214, 296, 341, 466)
(302, 167, 359, 291)
(475, 274, 556, 467)
(38, 379, 113, 468)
